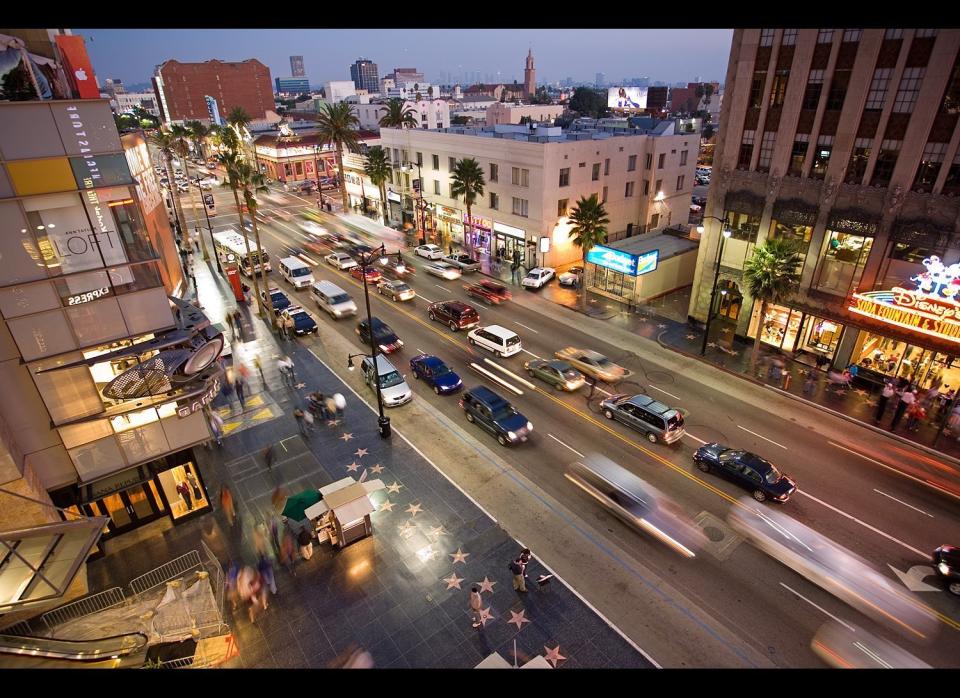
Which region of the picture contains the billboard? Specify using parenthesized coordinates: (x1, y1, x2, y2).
(607, 87, 647, 110)
(54, 35, 99, 99)
(586, 245, 659, 277)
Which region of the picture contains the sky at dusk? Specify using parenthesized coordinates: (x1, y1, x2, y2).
(73, 28, 734, 88)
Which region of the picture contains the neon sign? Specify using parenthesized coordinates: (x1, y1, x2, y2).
(586, 245, 659, 277)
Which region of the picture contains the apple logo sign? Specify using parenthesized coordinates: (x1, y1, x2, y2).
(75, 68, 88, 82)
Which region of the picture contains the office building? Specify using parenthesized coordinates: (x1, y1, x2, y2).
(350, 58, 380, 94)
(113, 91, 160, 117)
(275, 77, 311, 95)
(485, 102, 563, 125)
(323, 80, 357, 104)
(290, 55, 305, 78)
(153, 59, 274, 124)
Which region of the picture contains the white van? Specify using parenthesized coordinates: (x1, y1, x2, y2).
(279, 256, 314, 289)
(311, 280, 358, 319)
(467, 324, 522, 358)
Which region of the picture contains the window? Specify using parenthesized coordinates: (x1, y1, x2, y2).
(782, 28, 798, 45)
(602, 185, 608, 203)
(757, 132, 776, 173)
(625, 181, 635, 197)
(865, 68, 892, 111)
(738, 130, 755, 170)
(676, 175, 685, 191)
(402, 150, 409, 164)
(940, 59, 960, 114)
(490, 192, 499, 209)
(769, 68, 790, 107)
(644, 153, 652, 169)
(913, 142, 948, 192)
(724, 209, 761, 243)
(680, 150, 688, 166)
(816, 230, 874, 296)
(885, 29, 903, 40)
(826, 69, 851, 110)
(579, 162, 586, 168)
(915, 29, 938, 38)
(490, 163, 498, 182)
(749, 70, 768, 108)
(432, 154, 439, 170)
(592, 163, 600, 181)
(449, 183, 456, 198)
(434, 179, 441, 195)
(760, 28, 775, 47)
(893, 67, 924, 113)
(943, 150, 960, 196)
(845, 138, 872, 184)
(802, 70, 824, 110)
(416, 152, 423, 167)
(598, 158, 608, 176)
(788, 135, 808, 176)
(809, 135, 833, 180)
(871, 139, 901, 187)
(559, 167, 570, 187)
(449, 156, 456, 171)
(511, 167, 529, 187)
(769, 218, 813, 260)
(643, 180, 650, 195)
(512, 197, 529, 217)
(628, 154, 638, 171)
(557, 198, 568, 216)
(650, 213, 660, 229)
(657, 153, 666, 169)
(392, 148, 400, 163)
(655, 179, 662, 193)
(842, 29, 862, 42)
(817, 29, 834, 44)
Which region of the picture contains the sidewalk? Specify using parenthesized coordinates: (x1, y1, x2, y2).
(84, 256, 651, 669)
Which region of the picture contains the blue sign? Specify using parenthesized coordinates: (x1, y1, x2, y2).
(586, 245, 659, 277)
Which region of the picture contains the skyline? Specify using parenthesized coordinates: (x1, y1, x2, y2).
(74, 28, 734, 89)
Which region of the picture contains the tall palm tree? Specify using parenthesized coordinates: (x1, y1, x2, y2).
(186, 120, 209, 160)
(378, 99, 418, 130)
(568, 194, 610, 311)
(169, 124, 211, 261)
(742, 237, 803, 371)
(148, 129, 188, 252)
(315, 102, 360, 211)
(450, 158, 485, 254)
(363, 146, 391, 224)
(227, 106, 253, 164)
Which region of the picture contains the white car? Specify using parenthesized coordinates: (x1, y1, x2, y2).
(424, 262, 462, 280)
(415, 244, 444, 260)
(522, 267, 556, 289)
(558, 266, 583, 287)
(325, 252, 358, 270)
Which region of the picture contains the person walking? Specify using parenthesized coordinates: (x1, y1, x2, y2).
(234, 375, 246, 410)
(875, 381, 895, 423)
(509, 556, 527, 593)
(333, 393, 346, 420)
(226, 560, 240, 611)
(220, 485, 236, 528)
(586, 375, 597, 400)
(802, 371, 817, 397)
(263, 444, 276, 471)
(294, 408, 308, 436)
(298, 527, 314, 560)
(253, 355, 266, 390)
(207, 409, 224, 447)
(283, 314, 295, 340)
(302, 408, 315, 434)
(469, 586, 483, 629)
(326, 394, 339, 422)
(278, 313, 288, 340)
(258, 554, 277, 599)
(906, 401, 926, 432)
(890, 388, 916, 431)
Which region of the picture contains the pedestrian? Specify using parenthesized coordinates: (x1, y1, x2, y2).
(509, 556, 527, 593)
(326, 394, 339, 422)
(890, 388, 916, 431)
(469, 586, 483, 628)
(263, 444, 276, 471)
(587, 375, 597, 400)
(283, 314, 295, 340)
(298, 527, 314, 560)
(280, 529, 297, 575)
(294, 407, 308, 436)
(220, 485, 236, 528)
(193, 238, 200, 253)
(333, 393, 346, 420)
(802, 371, 817, 397)
(278, 314, 288, 339)
(234, 375, 246, 409)
(278, 355, 296, 384)
(947, 403, 960, 437)
(258, 554, 277, 598)
(254, 354, 266, 389)
(308, 391, 325, 419)
(252, 521, 270, 557)
(238, 566, 263, 623)
(226, 560, 240, 611)
(875, 381, 895, 423)
(187, 250, 195, 267)
(207, 410, 224, 446)
(906, 402, 926, 432)
(302, 408, 315, 433)
(921, 385, 940, 409)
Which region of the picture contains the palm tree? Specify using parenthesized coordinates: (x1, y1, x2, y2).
(315, 102, 360, 211)
(742, 237, 803, 371)
(131, 105, 158, 129)
(169, 124, 211, 262)
(378, 99, 418, 130)
(567, 194, 610, 311)
(363, 146, 391, 224)
(227, 106, 252, 163)
(186, 120, 209, 161)
(450, 158, 485, 254)
(148, 129, 188, 252)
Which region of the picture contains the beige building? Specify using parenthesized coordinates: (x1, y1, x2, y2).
(351, 99, 451, 132)
(691, 29, 960, 390)
(380, 122, 696, 269)
(485, 102, 564, 125)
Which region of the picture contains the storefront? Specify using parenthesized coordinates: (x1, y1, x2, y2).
(435, 205, 463, 247)
(585, 232, 698, 305)
(463, 213, 493, 251)
(386, 189, 402, 226)
(750, 304, 845, 360)
(492, 221, 527, 265)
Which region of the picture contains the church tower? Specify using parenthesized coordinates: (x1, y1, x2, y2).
(523, 49, 536, 100)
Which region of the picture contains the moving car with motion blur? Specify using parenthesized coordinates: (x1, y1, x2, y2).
(428, 301, 479, 332)
(377, 278, 416, 302)
(356, 317, 403, 354)
(360, 355, 413, 407)
(460, 385, 532, 447)
(350, 265, 382, 283)
(465, 280, 511, 305)
(414, 244, 444, 260)
(555, 347, 627, 383)
(279, 305, 318, 336)
(933, 545, 960, 595)
(325, 252, 358, 270)
(423, 261, 462, 280)
(601, 393, 685, 444)
(442, 252, 481, 272)
(811, 621, 931, 669)
(409, 354, 463, 395)
(693, 444, 797, 502)
(524, 359, 585, 391)
(378, 256, 415, 280)
(521, 267, 556, 289)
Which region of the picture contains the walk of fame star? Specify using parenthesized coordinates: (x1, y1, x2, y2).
(427, 525, 448, 538)
(354, 448, 368, 458)
(339, 432, 354, 442)
(295, 382, 306, 389)
(345, 461, 360, 472)
(327, 419, 341, 427)
(449, 547, 469, 564)
(442, 573, 464, 590)
(378, 499, 395, 512)
(386, 481, 403, 494)
(405, 502, 423, 516)
(397, 521, 415, 537)
(543, 645, 566, 667)
(476, 576, 496, 593)
(370, 463, 384, 474)
(507, 609, 530, 630)
(478, 607, 494, 626)
(686, 334, 697, 340)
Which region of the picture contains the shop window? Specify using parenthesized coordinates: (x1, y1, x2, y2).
(815, 230, 874, 295)
(156, 460, 207, 519)
(852, 332, 909, 379)
(753, 303, 805, 350)
(769, 219, 813, 259)
(845, 139, 871, 184)
(717, 280, 742, 320)
(803, 316, 842, 355)
(724, 210, 760, 243)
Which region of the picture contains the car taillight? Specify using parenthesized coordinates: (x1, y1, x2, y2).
(458, 400, 464, 408)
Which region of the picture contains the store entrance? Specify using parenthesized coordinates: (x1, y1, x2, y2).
(592, 266, 630, 299)
(82, 482, 166, 538)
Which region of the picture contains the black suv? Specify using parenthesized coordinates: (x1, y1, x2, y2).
(356, 317, 403, 354)
(428, 301, 480, 331)
(459, 385, 532, 446)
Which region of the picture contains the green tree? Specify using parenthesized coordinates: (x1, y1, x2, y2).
(0, 59, 37, 100)
(148, 129, 189, 252)
(742, 238, 803, 371)
(427, 86, 434, 100)
(363, 146, 391, 224)
(169, 124, 211, 262)
(569, 87, 608, 119)
(531, 86, 552, 105)
(451, 114, 471, 125)
(567, 194, 610, 311)
(378, 99, 418, 130)
(131, 105, 158, 129)
(316, 101, 360, 211)
(450, 158, 486, 254)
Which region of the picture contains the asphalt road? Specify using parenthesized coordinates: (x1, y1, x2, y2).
(184, 179, 960, 667)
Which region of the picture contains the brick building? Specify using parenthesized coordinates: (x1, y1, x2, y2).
(153, 59, 274, 124)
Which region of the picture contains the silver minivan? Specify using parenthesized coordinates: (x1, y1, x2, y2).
(279, 256, 314, 289)
(600, 393, 686, 444)
(311, 280, 357, 318)
(360, 355, 413, 407)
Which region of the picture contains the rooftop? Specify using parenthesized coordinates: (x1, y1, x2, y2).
(607, 229, 700, 261)
(399, 119, 681, 144)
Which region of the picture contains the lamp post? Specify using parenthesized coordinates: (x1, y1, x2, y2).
(196, 177, 223, 274)
(699, 216, 732, 356)
(313, 143, 325, 210)
(402, 162, 427, 246)
(348, 242, 391, 439)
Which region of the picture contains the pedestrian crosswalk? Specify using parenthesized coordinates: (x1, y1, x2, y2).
(217, 391, 283, 436)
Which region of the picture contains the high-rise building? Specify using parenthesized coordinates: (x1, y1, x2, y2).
(275, 77, 310, 95)
(350, 58, 379, 94)
(152, 59, 274, 124)
(523, 49, 536, 99)
(690, 28, 960, 386)
(290, 55, 305, 77)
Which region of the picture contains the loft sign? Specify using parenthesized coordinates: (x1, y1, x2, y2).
(176, 377, 221, 418)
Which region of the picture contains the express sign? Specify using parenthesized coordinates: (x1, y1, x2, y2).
(586, 245, 659, 277)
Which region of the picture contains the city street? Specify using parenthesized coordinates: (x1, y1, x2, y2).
(186, 180, 960, 667)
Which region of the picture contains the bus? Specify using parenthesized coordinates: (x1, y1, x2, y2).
(212, 229, 271, 276)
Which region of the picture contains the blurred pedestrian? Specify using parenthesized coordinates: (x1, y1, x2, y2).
(226, 560, 240, 611)
(325, 395, 338, 422)
(279, 529, 297, 574)
(906, 402, 926, 432)
(294, 407, 308, 436)
(802, 371, 817, 397)
(586, 375, 597, 399)
(947, 403, 960, 436)
(220, 485, 236, 528)
(278, 314, 288, 339)
(252, 521, 270, 557)
(263, 444, 276, 471)
(469, 586, 483, 628)
(303, 408, 315, 433)
(258, 554, 277, 598)
(890, 389, 915, 431)
(298, 527, 314, 560)
(333, 393, 346, 419)
(875, 382, 895, 423)
(235, 375, 246, 409)
(253, 354, 266, 389)
(271, 486, 289, 512)
(283, 314, 295, 340)
(207, 410, 224, 446)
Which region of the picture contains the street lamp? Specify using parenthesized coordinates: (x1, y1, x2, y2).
(352, 242, 391, 439)
(313, 143, 325, 210)
(401, 162, 427, 246)
(699, 216, 732, 356)
(196, 177, 223, 274)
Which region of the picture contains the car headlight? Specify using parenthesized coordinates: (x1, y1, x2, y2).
(507, 431, 517, 441)
(379, 344, 390, 352)
(397, 340, 403, 347)
(334, 309, 342, 316)
(526, 421, 533, 431)
(566, 381, 579, 389)
(940, 562, 951, 576)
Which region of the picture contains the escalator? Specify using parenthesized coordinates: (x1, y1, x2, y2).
(0, 631, 148, 668)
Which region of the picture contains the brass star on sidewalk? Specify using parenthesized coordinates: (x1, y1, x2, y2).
(658, 323, 667, 329)
(405, 502, 423, 516)
(354, 448, 369, 458)
(685, 333, 697, 340)
(327, 419, 341, 427)
(543, 645, 566, 667)
(378, 499, 395, 512)
(346, 461, 360, 472)
(370, 463, 384, 474)
(707, 341, 718, 348)
(442, 573, 464, 590)
(449, 547, 469, 564)
(386, 481, 403, 494)
(427, 525, 448, 538)
(507, 609, 530, 630)
(339, 432, 354, 442)
(397, 521, 416, 537)
(476, 576, 496, 593)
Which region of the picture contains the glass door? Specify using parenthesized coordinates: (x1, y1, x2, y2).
(89, 484, 164, 538)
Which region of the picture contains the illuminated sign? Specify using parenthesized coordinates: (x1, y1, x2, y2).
(464, 214, 492, 230)
(68, 287, 110, 305)
(387, 190, 401, 203)
(176, 377, 221, 418)
(586, 245, 659, 277)
(493, 222, 524, 240)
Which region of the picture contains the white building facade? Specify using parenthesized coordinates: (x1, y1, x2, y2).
(351, 100, 450, 132)
(113, 91, 161, 117)
(323, 80, 357, 104)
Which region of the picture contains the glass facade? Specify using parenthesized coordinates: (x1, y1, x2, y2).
(814, 230, 874, 296)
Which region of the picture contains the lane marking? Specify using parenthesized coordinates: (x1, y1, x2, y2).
(595, 386, 614, 396)
(482, 358, 537, 389)
(521, 348, 542, 359)
(828, 440, 960, 503)
(795, 489, 928, 558)
(298, 253, 319, 266)
(416, 292, 437, 304)
(649, 384, 682, 401)
(469, 362, 524, 395)
(434, 284, 452, 292)
(779, 583, 855, 632)
(872, 489, 934, 518)
(684, 433, 709, 445)
(548, 433, 585, 458)
(416, 348, 426, 354)
(736, 425, 787, 450)
(515, 321, 539, 334)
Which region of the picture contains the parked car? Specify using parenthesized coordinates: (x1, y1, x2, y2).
(260, 286, 291, 315)
(467, 325, 522, 358)
(350, 265, 382, 283)
(279, 305, 318, 336)
(459, 385, 533, 446)
(428, 301, 479, 332)
(356, 317, 403, 354)
(377, 278, 416, 302)
(442, 253, 481, 272)
(558, 266, 583, 287)
(410, 354, 463, 395)
(692, 443, 797, 502)
(555, 347, 627, 383)
(325, 252, 358, 270)
(933, 545, 960, 595)
(600, 393, 686, 444)
(524, 359, 585, 391)
(465, 280, 511, 305)
(522, 267, 556, 289)
(415, 244, 444, 260)
(360, 354, 412, 407)
(423, 261, 462, 280)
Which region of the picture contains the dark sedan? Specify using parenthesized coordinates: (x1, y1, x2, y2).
(693, 443, 797, 502)
(933, 545, 960, 595)
(356, 317, 403, 354)
(410, 354, 463, 395)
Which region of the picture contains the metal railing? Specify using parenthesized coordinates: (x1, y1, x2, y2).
(40, 587, 127, 631)
(199, 541, 226, 633)
(129, 551, 203, 597)
(2, 620, 33, 636)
